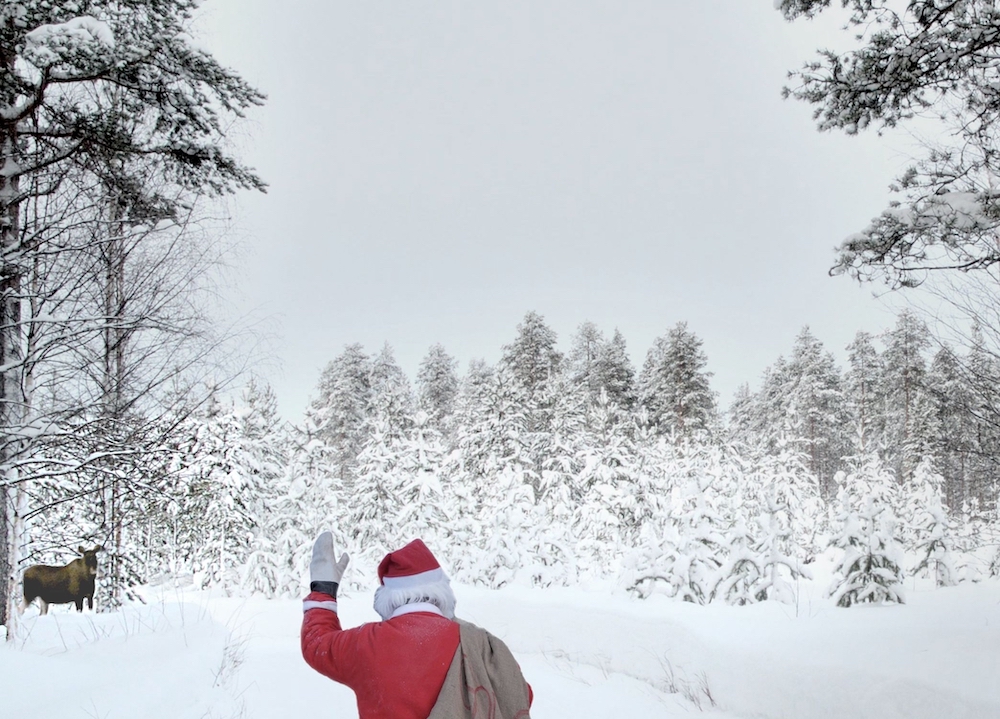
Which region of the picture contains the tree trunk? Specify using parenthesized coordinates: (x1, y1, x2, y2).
(0, 112, 23, 638)
(102, 200, 127, 609)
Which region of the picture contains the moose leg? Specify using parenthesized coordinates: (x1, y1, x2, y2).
(39, 600, 49, 616)
(75, 597, 84, 612)
(86, 594, 93, 611)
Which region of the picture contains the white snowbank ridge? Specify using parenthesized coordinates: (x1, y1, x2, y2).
(2, 573, 998, 719)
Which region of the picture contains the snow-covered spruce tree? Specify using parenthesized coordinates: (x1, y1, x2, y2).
(965, 325, 1000, 515)
(1, 2, 264, 628)
(270, 409, 349, 595)
(743, 438, 818, 604)
(392, 411, 449, 548)
(310, 344, 373, 485)
(370, 343, 415, 441)
(881, 311, 939, 483)
(902, 458, 957, 588)
(225, 381, 304, 598)
(501, 311, 563, 402)
(457, 363, 523, 476)
(568, 323, 637, 417)
(927, 346, 977, 511)
(416, 344, 460, 438)
(568, 321, 607, 407)
(844, 332, 884, 455)
(827, 454, 906, 607)
(348, 413, 407, 567)
(572, 390, 646, 579)
(638, 322, 717, 439)
(598, 329, 638, 411)
(498, 312, 565, 501)
(172, 394, 273, 592)
(783, 327, 848, 497)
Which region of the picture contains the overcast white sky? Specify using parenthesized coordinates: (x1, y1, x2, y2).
(196, 1, 911, 419)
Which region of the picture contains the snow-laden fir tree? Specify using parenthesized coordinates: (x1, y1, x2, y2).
(965, 325, 1000, 514)
(828, 453, 906, 607)
(311, 345, 373, 484)
(844, 331, 884, 454)
(572, 390, 646, 577)
(173, 394, 276, 592)
(416, 344, 460, 437)
(732, 328, 846, 498)
(598, 329, 638, 411)
(902, 458, 957, 588)
(393, 411, 449, 547)
(348, 413, 407, 566)
(500, 311, 563, 402)
(568, 321, 607, 406)
(744, 438, 818, 603)
(881, 311, 938, 483)
(370, 343, 415, 440)
(638, 322, 716, 438)
(927, 346, 976, 511)
(566, 322, 637, 412)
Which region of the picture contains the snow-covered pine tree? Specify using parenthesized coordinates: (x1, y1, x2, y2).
(500, 311, 563, 402)
(598, 329, 638, 411)
(416, 344, 460, 438)
(827, 453, 906, 607)
(881, 311, 938, 483)
(965, 325, 1000, 515)
(174, 395, 270, 592)
(568, 321, 607, 406)
(499, 312, 566, 500)
(572, 389, 644, 578)
(392, 411, 449, 547)
(904, 458, 957, 588)
(745, 438, 818, 603)
(780, 327, 848, 498)
(311, 345, 373, 485)
(928, 346, 976, 511)
(779, 0, 1000, 288)
(844, 331, 884, 455)
(629, 440, 731, 604)
(349, 413, 407, 565)
(638, 322, 717, 439)
(230, 381, 297, 597)
(370, 343, 415, 440)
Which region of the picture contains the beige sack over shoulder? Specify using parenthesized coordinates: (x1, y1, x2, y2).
(427, 619, 531, 719)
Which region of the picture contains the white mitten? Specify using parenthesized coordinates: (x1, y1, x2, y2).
(309, 531, 349, 596)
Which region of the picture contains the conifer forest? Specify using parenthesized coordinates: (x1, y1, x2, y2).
(14, 307, 1000, 618)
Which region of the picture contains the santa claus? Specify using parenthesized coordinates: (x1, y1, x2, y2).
(301, 533, 533, 719)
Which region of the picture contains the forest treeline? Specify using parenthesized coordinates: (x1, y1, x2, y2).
(22, 310, 999, 612)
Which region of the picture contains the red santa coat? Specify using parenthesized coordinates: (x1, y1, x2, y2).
(301, 591, 461, 719)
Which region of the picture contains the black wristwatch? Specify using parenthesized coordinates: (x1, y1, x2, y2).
(310, 581, 339, 598)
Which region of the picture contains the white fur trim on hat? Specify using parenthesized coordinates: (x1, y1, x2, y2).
(380, 567, 446, 589)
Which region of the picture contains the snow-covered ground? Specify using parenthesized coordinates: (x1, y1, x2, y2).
(3, 560, 999, 719)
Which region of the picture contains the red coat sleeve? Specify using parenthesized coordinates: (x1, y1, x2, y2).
(300, 591, 370, 688)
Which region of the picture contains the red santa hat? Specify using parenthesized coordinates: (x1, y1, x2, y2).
(374, 539, 456, 620)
